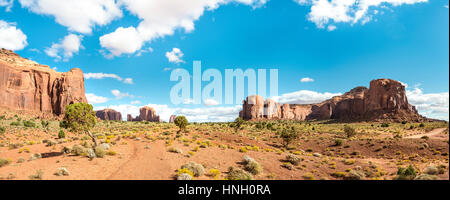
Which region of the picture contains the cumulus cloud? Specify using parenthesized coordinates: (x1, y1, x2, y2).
(99, 0, 267, 57)
(0, 0, 13, 11)
(271, 90, 341, 104)
(18, 0, 122, 34)
(406, 87, 449, 121)
(111, 89, 134, 99)
(204, 99, 220, 106)
(84, 72, 133, 84)
(165, 48, 184, 63)
(327, 25, 337, 31)
(295, 0, 428, 28)
(86, 93, 109, 104)
(300, 77, 315, 83)
(44, 33, 82, 61)
(0, 20, 28, 51)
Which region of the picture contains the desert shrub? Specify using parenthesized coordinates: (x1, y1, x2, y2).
(72, 144, 87, 156)
(0, 158, 12, 167)
(414, 174, 439, 180)
(279, 126, 299, 148)
(424, 166, 439, 175)
(23, 120, 36, 128)
(0, 126, 5, 134)
(41, 120, 49, 129)
(94, 146, 107, 158)
(334, 139, 343, 146)
(54, 168, 70, 176)
(177, 173, 193, 180)
(242, 155, 255, 164)
(395, 165, 416, 180)
(233, 117, 245, 132)
(302, 173, 315, 180)
(286, 154, 301, 166)
(181, 162, 204, 177)
(168, 147, 182, 154)
(208, 169, 221, 179)
(227, 167, 253, 180)
(419, 123, 425, 128)
(244, 160, 263, 175)
(10, 121, 20, 126)
(174, 116, 188, 132)
(29, 170, 44, 180)
(344, 126, 356, 138)
(345, 170, 365, 180)
(381, 123, 389, 128)
(58, 130, 66, 139)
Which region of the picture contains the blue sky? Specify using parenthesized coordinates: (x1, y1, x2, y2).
(0, 0, 448, 121)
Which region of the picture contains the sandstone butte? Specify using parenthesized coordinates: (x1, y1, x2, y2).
(0, 48, 87, 118)
(127, 106, 160, 122)
(95, 109, 122, 121)
(239, 79, 429, 122)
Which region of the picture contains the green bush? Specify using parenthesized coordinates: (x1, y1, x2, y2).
(174, 116, 188, 132)
(58, 130, 66, 139)
(334, 139, 343, 146)
(10, 121, 20, 126)
(244, 160, 263, 175)
(344, 126, 356, 138)
(0, 126, 5, 134)
(395, 165, 416, 180)
(279, 127, 299, 148)
(381, 123, 389, 128)
(23, 120, 36, 128)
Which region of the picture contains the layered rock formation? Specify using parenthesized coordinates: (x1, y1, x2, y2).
(0, 49, 87, 117)
(127, 106, 160, 122)
(169, 115, 177, 123)
(96, 109, 122, 121)
(240, 79, 425, 122)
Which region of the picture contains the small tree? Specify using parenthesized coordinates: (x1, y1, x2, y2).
(174, 116, 188, 132)
(344, 125, 356, 138)
(60, 103, 97, 146)
(279, 126, 299, 148)
(233, 117, 245, 133)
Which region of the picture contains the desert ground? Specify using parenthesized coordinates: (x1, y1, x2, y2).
(0, 114, 448, 180)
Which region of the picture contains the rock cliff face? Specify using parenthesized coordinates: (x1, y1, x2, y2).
(96, 109, 122, 121)
(0, 49, 87, 117)
(169, 115, 177, 123)
(239, 79, 424, 122)
(127, 106, 160, 122)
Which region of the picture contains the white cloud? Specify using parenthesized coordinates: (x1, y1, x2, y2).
(0, 0, 13, 11)
(84, 72, 133, 84)
(165, 48, 184, 63)
(296, 0, 428, 28)
(86, 93, 109, 104)
(0, 20, 28, 51)
(99, 0, 267, 57)
(183, 98, 195, 105)
(272, 90, 341, 104)
(406, 87, 449, 121)
(204, 98, 220, 106)
(300, 77, 315, 83)
(111, 89, 134, 99)
(18, 0, 122, 34)
(130, 100, 141, 105)
(327, 24, 337, 31)
(44, 33, 82, 61)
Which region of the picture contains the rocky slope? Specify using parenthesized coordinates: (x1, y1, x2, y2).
(127, 106, 160, 122)
(0, 49, 87, 117)
(239, 79, 425, 122)
(96, 109, 122, 121)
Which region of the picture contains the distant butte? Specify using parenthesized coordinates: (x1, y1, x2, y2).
(240, 79, 429, 122)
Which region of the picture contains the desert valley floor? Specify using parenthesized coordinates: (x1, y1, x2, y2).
(0, 116, 448, 180)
